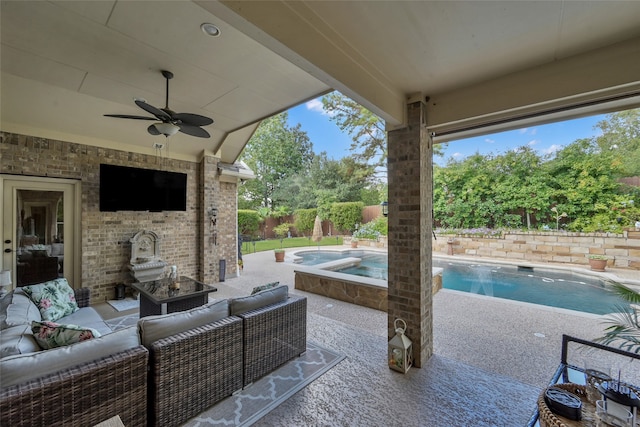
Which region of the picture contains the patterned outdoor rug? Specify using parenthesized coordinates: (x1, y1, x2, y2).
(184, 342, 345, 427)
(106, 298, 139, 312)
(104, 313, 139, 331)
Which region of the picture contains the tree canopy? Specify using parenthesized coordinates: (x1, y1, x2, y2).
(238, 113, 313, 210)
(434, 109, 640, 233)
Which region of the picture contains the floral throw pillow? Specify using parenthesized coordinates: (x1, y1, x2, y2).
(31, 320, 101, 349)
(251, 281, 280, 295)
(22, 279, 79, 322)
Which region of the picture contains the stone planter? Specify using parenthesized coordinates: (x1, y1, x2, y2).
(351, 240, 358, 248)
(588, 257, 607, 272)
(274, 250, 285, 262)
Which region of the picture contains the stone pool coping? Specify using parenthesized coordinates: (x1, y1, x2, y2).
(292, 249, 443, 311)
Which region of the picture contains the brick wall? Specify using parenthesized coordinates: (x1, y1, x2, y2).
(1, 132, 237, 302)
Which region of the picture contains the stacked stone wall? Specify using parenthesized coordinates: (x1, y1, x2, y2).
(433, 230, 640, 270)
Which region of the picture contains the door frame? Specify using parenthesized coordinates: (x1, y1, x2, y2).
(1, 175, 81, 288)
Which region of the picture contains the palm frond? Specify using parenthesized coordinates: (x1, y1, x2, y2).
(609, 282, 640, 304)
(595, 304, 640, 354)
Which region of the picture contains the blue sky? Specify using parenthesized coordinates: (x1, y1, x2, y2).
(287, 97, 607, 165)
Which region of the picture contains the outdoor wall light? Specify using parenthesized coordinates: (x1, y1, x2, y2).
(208, 206, 218, 246)
(208, 206, 218, 226)
(381, 201, 388, 217)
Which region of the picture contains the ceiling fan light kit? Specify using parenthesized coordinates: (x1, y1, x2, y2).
(153, 122, 180, 137)
(104, 70, 213, 139)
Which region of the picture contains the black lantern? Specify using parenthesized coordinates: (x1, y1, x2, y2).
(380, 201, 388, 217)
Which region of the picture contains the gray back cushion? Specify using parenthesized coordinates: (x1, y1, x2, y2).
(229, 285, 288, 316)
(137, 299, 229, 348)
(5, 290, 42, 327)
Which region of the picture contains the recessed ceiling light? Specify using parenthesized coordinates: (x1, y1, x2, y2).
(201, 23, 220, 37)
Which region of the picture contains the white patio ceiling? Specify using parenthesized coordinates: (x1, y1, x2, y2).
(2, 1, 639, 161)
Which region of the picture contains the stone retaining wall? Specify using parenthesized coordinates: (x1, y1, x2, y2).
(348, 230, 640, 271)
(432, 230, 640, 270)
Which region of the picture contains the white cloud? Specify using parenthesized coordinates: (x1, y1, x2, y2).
(306, 99, 328, 115)
(527, 139, 538, 146)
(484, 138, 495, 144)
(519, 128, 528, 134)
(452, 152, 462, 158)
(541, 144, 562, 155)
(519, 127, 537, 135)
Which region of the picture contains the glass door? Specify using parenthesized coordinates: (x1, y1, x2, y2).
(1, 176, 80, 288)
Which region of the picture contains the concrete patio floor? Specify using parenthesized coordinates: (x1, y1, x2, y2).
(98, 247, 638, 426)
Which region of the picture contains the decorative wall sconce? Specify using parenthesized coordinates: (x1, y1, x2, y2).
(208, 206, 218, 245)
(380, 201, 388, 217)
(208, 206, 218, 226)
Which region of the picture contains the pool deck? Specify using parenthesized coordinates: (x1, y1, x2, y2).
(217, 247, 639, 426)
(98, 247, 639, 426)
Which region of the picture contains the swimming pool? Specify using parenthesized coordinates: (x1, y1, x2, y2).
(293, 250, 629, 315)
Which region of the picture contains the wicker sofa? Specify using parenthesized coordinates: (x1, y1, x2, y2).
(140, 284, 307, 427)
(0, 283, 307, 427)
(0, 287, 149, 427)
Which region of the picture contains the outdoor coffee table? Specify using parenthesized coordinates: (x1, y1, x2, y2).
(132, 276, 217, 317)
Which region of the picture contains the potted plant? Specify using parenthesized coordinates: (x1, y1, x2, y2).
(273, 223, 291, 262)
(274, 249, 285, 262)
(350, 237, 358, 248)
(588, 254, 608, 272)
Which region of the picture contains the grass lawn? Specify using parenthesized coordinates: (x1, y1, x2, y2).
(241, 236, 343, 254)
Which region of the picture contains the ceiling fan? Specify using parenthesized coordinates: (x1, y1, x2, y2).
(105, 70, 213, 138)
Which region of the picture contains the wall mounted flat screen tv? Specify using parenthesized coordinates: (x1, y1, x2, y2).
(100, 164, 187, 212)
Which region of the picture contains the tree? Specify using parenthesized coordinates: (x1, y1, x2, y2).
(238, 113, 313, 209)
(321, 91, 447, 168)
(322, 92, 387, 168)
(594, 108, 640, 176)
(492, 146, 552, 228)
(272, 152, 375, 211)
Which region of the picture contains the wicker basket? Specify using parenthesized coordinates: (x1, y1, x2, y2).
(538, 383, 597, 427)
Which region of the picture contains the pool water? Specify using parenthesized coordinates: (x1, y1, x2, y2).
(295, 250, 629, 315)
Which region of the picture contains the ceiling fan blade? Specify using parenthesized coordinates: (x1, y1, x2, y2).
(147, 124, 161, 136)
(178, 125, 210, 138)
(172, 112, 214, 126)
(135, 99, 171, 121)
(104, 114, 156, 121)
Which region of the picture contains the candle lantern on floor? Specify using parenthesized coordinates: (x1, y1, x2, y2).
(388, 318, 413, 373)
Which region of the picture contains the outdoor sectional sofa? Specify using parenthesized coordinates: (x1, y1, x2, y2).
(0, 281, 307, 427)
(0, 284, 148, 426)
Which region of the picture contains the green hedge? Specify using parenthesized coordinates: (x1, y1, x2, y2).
(293, 208, 317, 237)
(329, 202, 364, 233)
(238, 210, 261, 237)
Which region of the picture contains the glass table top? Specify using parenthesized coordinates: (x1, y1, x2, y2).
(131, 276, 216, 304)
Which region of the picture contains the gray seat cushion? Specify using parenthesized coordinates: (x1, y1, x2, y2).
(0, 324, 40, 358)
(0, 326, 140, 388)
(60, 306, 112, 336)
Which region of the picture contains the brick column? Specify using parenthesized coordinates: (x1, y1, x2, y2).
(200, 155, 221, 283)
(387, 100, 433, 367)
